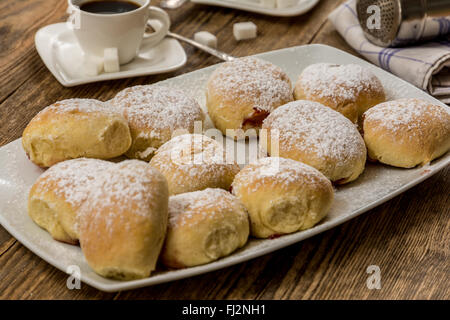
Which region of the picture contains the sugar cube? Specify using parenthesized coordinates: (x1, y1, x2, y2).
(233, 22, 257, 41)
(276, 0, 297, 8)
(103, 48, 120, 73)
(194, 31, 218, 49)
(83, 55, 103, 77)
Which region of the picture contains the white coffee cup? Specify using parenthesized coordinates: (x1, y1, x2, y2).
(67, 0, 170, 65)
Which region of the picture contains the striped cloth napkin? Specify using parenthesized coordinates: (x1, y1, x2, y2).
(328, 0, 450, 104)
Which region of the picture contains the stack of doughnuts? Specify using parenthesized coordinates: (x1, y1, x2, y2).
(24, 56, 450, 281)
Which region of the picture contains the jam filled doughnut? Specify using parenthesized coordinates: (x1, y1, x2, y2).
(22, 99, 131, 167)
(262, 100, 367, 184)
(206, 57, 293, 139)
(294, 63, 385, 124)
(363, 98, 450, 168)
(232, 157, 334, 239)
(161, 188, 249, 268)
(150, 134, 241, 195)
(111, 85, 204, 161)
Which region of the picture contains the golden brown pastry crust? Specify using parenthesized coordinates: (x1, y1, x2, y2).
(363, 98, 450, 168)
(294, 63, 385, 124)
(150, 134, 241, 195)
(232, 157, 334, 238)
(22, 99, 131, 167)
(78, 160, 169, 280)
(28, 158, 112, 244)
(110, 85, 204, 161)
(161, 188, 249, 268)
(206, 57, 293, 139)
(262, 100, 367, 184)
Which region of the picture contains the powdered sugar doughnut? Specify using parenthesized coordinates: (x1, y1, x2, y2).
(111, 85, 204, 161)
(206, 57, 293, 139)
(79, 160, 169, 280)
(262, 100, 367, 184)
(363, 98, 450, 168)
(22, 99, 132, 167)
(28, 158, 113, 244)
(232, 157, 333, 238)
(294, 63, 385, 123)
(150, 134, 241, 195)
(161, 188, 249, 268)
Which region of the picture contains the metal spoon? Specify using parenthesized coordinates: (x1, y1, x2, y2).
(167, 31, 236, 61)
(160, 0, 188, 9)
(147, 21, 236, 61)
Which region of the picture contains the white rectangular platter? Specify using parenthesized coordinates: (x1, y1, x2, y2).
(0, 44, 449, 292)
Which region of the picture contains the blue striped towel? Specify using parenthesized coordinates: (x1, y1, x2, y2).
(329, 0, 450, 104)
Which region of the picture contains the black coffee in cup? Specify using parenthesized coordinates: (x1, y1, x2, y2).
(80, 1, 140, 14)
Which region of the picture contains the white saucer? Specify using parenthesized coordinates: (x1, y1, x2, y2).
(35, 23, 187, 87)
(190, 0, 320, 17)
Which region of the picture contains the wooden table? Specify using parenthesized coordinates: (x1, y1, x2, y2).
(0, 0, 449, 300)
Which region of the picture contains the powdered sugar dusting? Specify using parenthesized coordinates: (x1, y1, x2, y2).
(232, 157, 330, 194)
(156, 134, 227, 165)
(298, 63, 383, 101)
(168, 188, 247, 228)
(151, 134, 239, 189)
(34, 99, 115, 121)
(110, 85, 204, 139)
(80, 160, 165, 219)
(2, 46, 450, 289)
(262, 100, 366, 164)
(363, 98, 450, 133)
(207, 57, 293, 112)
(33, 158, 112, 208)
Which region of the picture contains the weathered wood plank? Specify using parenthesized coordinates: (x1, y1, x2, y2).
(0, 0, 448, 300)
(0, 0, 67, 103)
